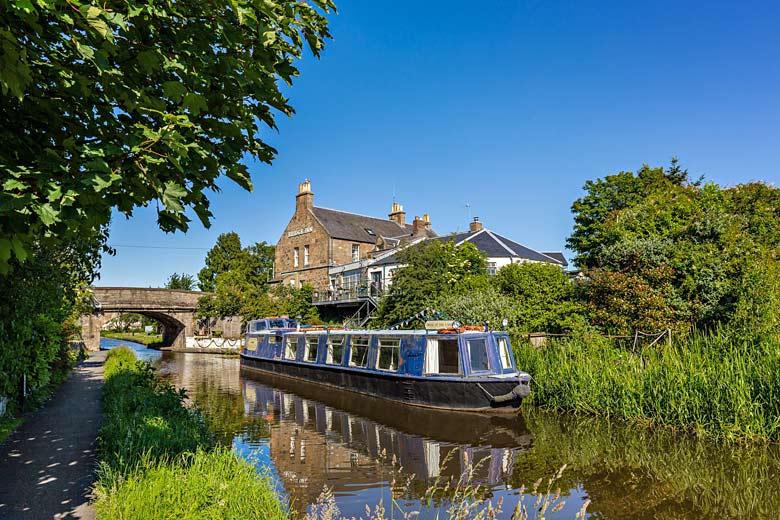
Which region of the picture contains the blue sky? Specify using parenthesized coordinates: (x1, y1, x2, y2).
(99, 0, 780, 287)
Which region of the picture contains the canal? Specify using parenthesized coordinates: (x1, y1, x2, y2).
(101, 339, 780, 519)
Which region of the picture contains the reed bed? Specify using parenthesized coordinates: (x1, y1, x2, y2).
(514, 332, 780, 441)
(94, 347, 286, 519)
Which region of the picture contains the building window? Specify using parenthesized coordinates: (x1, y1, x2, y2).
(352, 244, 360, 262)
(293, 247, 299, 267)
(289, 279, 296, 288)
(487, 262, 497, 276)
(304, 245, 310, 266)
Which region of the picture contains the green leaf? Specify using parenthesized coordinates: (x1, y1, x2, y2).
(163, 81, 187, 103)
(37, 203, 59, 226)
(3, 178, 26, 191)
(10, 237, 28, 262)
(162, 181, 187, 212)
(183, 92, 208, 116)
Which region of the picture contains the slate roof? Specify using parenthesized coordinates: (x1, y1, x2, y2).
(311, 206, 437, 244)
(435, 229, 566, 266)
(541, 252, 568, 267)
(369, 229, 565, 268)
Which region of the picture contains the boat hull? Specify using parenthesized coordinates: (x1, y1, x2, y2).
(240, 353, 526, 413)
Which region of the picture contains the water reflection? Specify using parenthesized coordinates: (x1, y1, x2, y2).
(154, 351, 780, 520)
(241, 374, 531, 513)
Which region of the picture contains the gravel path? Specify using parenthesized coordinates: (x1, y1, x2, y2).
(0, 351, 106, 520)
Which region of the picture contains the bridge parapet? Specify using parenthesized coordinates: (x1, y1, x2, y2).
(80, 287, 215, 351)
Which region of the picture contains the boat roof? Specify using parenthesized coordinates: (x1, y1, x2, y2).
(255, 328, 505, 336)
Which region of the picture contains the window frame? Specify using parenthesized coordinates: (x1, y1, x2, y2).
(304, 336, 319, 363)
(424, 337, 462, 375)
(497, 337, 513, 370)
(349, 336, 370, 368)
(293, 247, 299, 267)
(467, 337, 492, 373)
(304, 244, 310, 266)
(284, 336, 299, 360)
(376, 338, 401, 372)
(326, 336, 345, 365)
(351, 244, 360, 263)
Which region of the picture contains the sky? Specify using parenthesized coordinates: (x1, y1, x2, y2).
(98, 0, 780, 287)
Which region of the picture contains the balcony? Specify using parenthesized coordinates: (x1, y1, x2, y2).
(312, 279, 385, 306)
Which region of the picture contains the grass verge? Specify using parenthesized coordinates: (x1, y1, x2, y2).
(102, 331, 163, 346)
(515, 331, 780, 441)
(0, 415, 24, 444)
(94, 347, 286, 519)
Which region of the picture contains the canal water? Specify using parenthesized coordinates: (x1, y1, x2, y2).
(101, 339, 780, 519)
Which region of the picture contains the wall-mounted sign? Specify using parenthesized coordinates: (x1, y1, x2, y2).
(287, 226, 313, 238)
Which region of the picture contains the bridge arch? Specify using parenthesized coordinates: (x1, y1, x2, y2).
(79, 287, 206, 351)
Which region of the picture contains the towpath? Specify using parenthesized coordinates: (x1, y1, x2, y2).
(0, 351, 106, 520)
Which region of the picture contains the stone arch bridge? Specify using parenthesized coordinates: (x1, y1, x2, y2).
(79, 287, 209, 351)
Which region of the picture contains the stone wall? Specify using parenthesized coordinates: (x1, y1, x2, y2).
(274, 186, 332, 289)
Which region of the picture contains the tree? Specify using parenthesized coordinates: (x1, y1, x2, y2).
(0, 0, 335, 273)
(376, 241, 487, 326)
(569, 161, 780, 334)
(492, 262, 584, 333)
(165, 273, 196, 291)
(198, 233, 244, 292)
(196, 233, 276, 318)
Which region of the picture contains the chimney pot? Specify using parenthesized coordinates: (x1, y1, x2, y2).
(296, 179, 314, 213)
(389, 201, 406, 226)
(469, 216, 483, 232)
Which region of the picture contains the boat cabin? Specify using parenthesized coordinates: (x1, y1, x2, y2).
(244, 325, 520, 379)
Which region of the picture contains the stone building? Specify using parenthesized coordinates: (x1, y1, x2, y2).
(273, 180, 437, 289)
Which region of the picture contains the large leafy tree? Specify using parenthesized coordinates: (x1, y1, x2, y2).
(0, 0, 334, 273)
(196, 233, 276, 318)
(376, 240, 487, 327)
(569, 161, 780, 334)
(164, 272, 196, 290)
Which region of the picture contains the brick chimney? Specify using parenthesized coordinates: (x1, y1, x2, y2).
(412, 214, 432, 236)
(388, 201, 406, 226)
(296, 179, 313, 213)
(470, 216, 483, 232)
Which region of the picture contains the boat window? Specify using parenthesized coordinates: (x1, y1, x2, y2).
(270, 318, 287, 328)
(246, 337, 258, 352)
(304, 337, 319, 362)
(497, 337, 512, 369)
(424, 339, 460, 374)
(349, 337, 370, 367)
(327, 336, 345, 365)
(284, 336, 298, 360)
(468, 339, 491, 372)
(251, 321, 266, 333)
(268, 335, 278, 344)
(377, 338, 401, 371)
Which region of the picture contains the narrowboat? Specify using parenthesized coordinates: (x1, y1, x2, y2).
(240, 319, 531, 413)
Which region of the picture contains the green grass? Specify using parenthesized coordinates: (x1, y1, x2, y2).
(515, 331, 780, 441)
(0, 415, 23, 444)
(102, 331, 163, 346)
(95, 347, 286, 519)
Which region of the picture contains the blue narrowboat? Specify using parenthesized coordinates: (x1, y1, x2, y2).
(240, 320, 531, 413)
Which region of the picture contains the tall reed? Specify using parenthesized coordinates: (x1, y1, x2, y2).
(514, 331, 780, 441)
